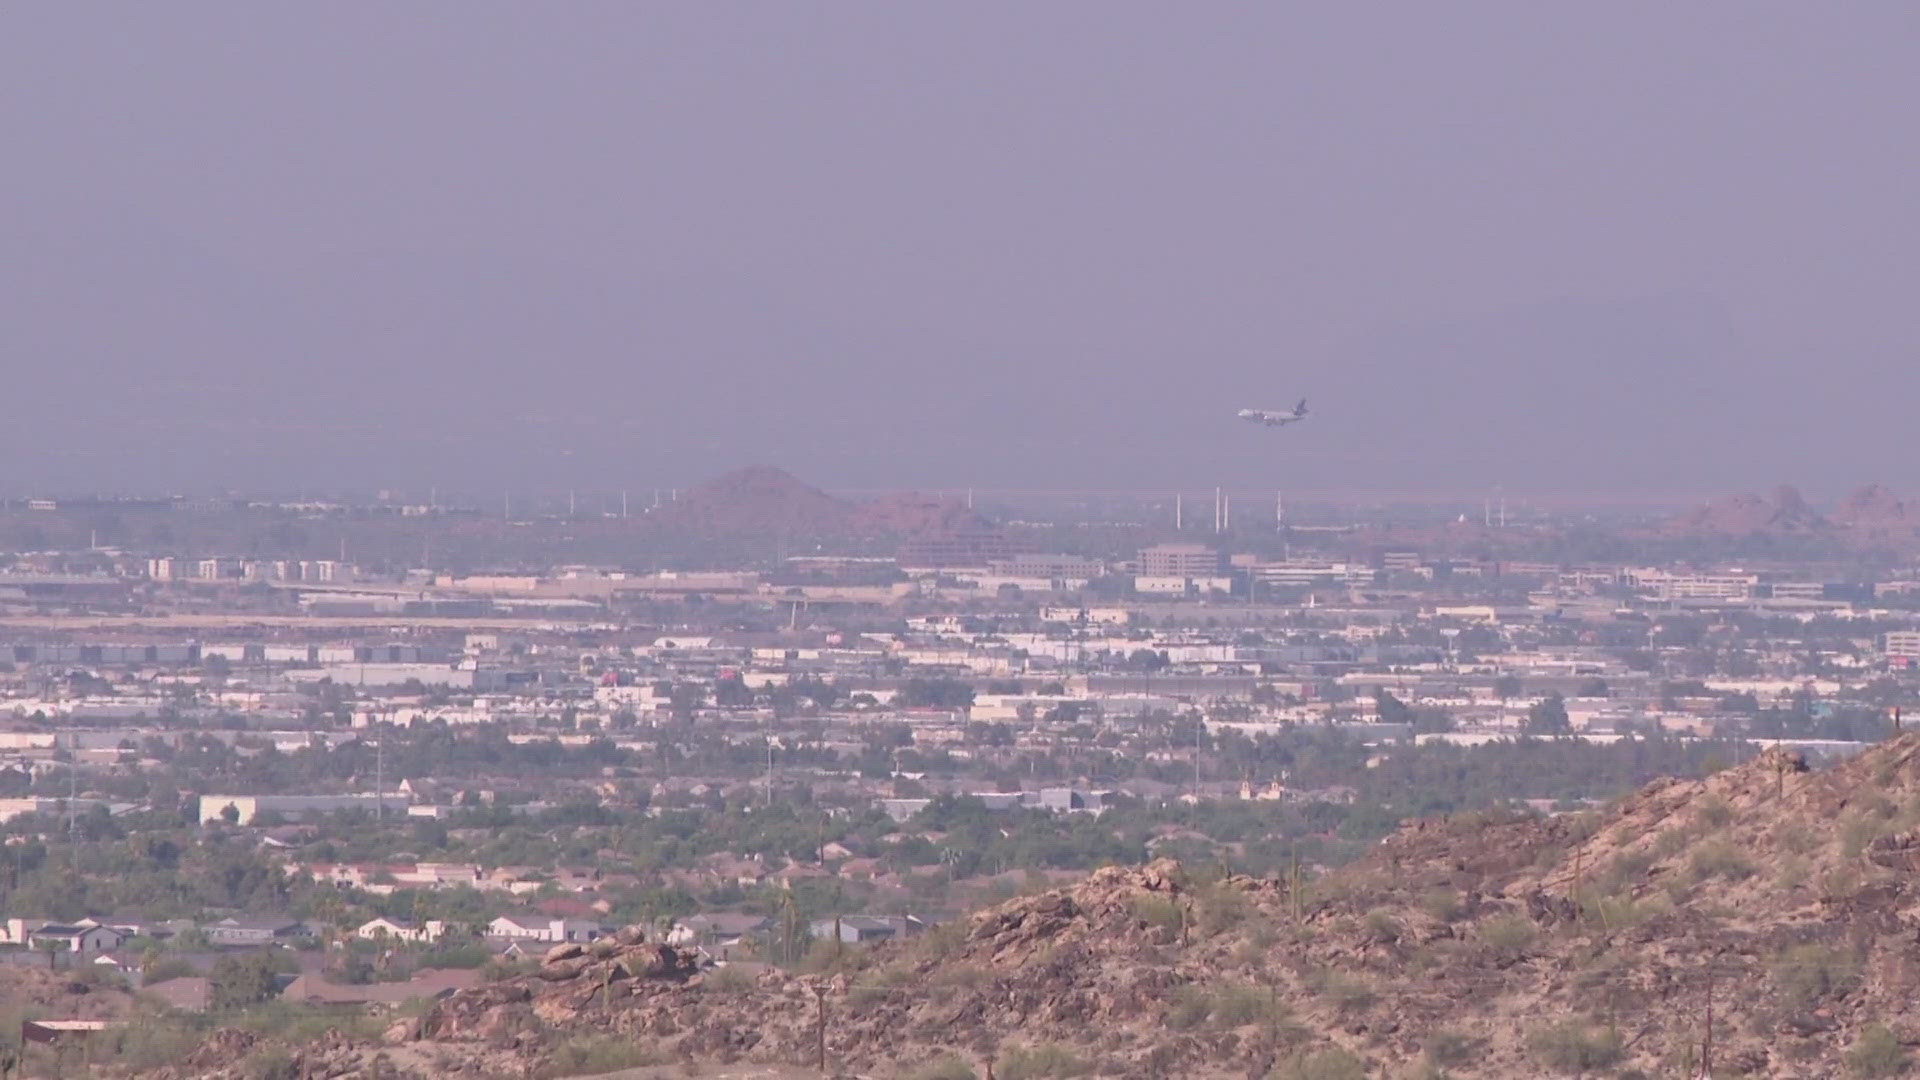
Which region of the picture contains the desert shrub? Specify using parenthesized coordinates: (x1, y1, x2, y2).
(1212, 983, 1283, 1026)
(1777, 854, 1812, 891)
(1695, 796, 1734, 830)
(1130, 895, 1184, 933)
(1774, 821, 1818, 855)
(1652, 824, 1697, 858)
(1308, 970, 1377, 1014)
(1847, 1023, 1909, 1078)
(1775, 943, 1862, 1009)
(1842, 814, 1887, 859)
(909, 1054, 979, 1080)
(1561, 811, 1605, 844)
(1363, 909, 1402, 943)
(1420, 889, 1465, 922)
(538, 1035, 668, 1078)
(142, 957, 199, 985)
(234, 1002, 385, 1044)
(996, 1043, 1094, 1079)
(930, 962, 991, 990)
(876, 962, 920, 987)
(1166, 985, 1213, 1030)
(848, 984, 891, 1007)
(97, 1018, 207, 1071)
(1231, 939, 1268, 967)
(796, 937, 870, 975)
(242, 1048, 299, 1080)
(1686, 839, 1757, 883)
(1196, 883, 1253, 937)
(1423, 1029, 1477, 1067)
(1270, 1046, 1370, 1080)
(1526, 1020, 1623, 1072)
(913, 921, 967, 959)
(1478, 915, 1538, 958)
(1822, 865, 1868, 901)
(704, 965, 755, 993)
(1599, 850, 1655, 891)
(1575, 888, 1650, 930)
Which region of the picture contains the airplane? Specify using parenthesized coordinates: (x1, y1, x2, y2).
(1237, 399, 1309, 427)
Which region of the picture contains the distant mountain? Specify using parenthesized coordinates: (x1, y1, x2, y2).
(1662, 483, 1920, 548)
(1831, 483, 1920, 544)
(650, 465, 989, 537)
(652, 465, 851, 535)
(1662, 484, 1827, 538)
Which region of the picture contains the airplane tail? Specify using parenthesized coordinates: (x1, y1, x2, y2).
(1294, 398, 1308, 416)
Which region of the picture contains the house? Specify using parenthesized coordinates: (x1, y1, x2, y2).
(665, 913, 771, 954)
(354, 917, 447, 945)
(550, 866, 603, 893)
(279, 967, 479, 1008)
(0, 917, 45, 945)
(693, 854, 767, 890)
(486, 915, 601, 943)
(28, 921, 127, 955)
(92, 916, 174, 942)
(204, 917, 309, 947)
(807, 914, 927, 946)
(768, 863, 830, 889)
(143, 976, 212, 1013)
(837, 857, 885, 881)
(90, 952, 140, 982)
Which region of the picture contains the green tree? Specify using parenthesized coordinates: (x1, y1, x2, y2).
(1373, 689, 1414, 726)
(1524, 693, 1571, 736)
(210, 950, 287, 1011)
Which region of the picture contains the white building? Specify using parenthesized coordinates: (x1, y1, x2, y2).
(355, 917, 448, 944)
(1887, 631, 1920, 666)
(487, 915, 602, 943)
(198, 793, 407, 826)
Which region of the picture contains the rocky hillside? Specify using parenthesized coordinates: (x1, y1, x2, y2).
(1661, 482, 1920, 549)
(1661, 484, 1828, 538)
(650, 465, 983, 539)
(152, 735, 1920, 1078)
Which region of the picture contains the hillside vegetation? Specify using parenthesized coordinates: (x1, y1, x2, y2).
(150, 735, 1920, 1078)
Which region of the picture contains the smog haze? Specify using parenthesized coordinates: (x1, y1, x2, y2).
(5, 4, 1917, 501)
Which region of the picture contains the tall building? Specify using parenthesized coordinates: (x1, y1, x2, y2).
(899, 528, 1031, 569)
(1138, 543, 1225, 577)
(1887, 631, 1920, 668)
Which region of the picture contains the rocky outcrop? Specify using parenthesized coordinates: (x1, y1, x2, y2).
(154, 738, 1920, 1079)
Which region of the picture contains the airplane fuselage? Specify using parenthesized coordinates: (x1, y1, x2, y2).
(1237, 406, 1308, 427)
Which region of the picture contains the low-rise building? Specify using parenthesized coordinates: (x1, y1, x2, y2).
(486, 915, 602, 943)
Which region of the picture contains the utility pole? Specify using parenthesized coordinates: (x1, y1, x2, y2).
(1193, 710, 1204, 796)
(1175, 492, 1182, 530)
(66, 730, 77, 838)
(375, 732, 384, 821)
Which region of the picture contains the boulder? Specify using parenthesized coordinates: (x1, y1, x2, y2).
(544, 942, 585, 964)
(540, 959, 586, 981)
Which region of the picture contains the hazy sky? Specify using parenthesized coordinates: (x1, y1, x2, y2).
(5, 4, 1917, 501)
